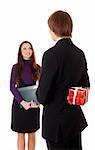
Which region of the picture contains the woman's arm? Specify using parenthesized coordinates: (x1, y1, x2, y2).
(10, 65, 24, 103)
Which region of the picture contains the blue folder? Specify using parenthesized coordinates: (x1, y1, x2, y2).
(17, 85, 39, 108)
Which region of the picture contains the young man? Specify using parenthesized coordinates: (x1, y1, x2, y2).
(37, 11, 90, 150)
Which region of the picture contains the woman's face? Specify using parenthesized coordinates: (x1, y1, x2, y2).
(21, 43, 33, 59)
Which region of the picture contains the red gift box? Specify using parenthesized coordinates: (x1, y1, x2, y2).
(67, 87, 89, 105)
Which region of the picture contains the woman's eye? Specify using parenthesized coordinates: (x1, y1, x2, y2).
(23, 48, 26, 50)
(29, 48, 32, 51)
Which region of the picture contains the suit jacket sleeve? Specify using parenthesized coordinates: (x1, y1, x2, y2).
(79, 53, 90, 87)
(36, 50, 58, 105)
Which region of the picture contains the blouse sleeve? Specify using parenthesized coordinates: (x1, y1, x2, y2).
(10, 65, 23, 103)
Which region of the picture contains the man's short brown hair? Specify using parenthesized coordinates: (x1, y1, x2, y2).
(48, 11, 73, 37)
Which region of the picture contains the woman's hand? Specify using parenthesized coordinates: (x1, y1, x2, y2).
(20, 100, 31, 110)
(30, 101, 40, 108)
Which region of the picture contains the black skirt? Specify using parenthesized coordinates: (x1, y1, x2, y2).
(11, 99, 40, 133)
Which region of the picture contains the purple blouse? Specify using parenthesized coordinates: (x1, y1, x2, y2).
(10, 60, 36, 103)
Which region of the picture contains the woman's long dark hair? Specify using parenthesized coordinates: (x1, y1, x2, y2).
(14, 41, 40, 86)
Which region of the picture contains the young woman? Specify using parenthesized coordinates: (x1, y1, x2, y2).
(36, 11, 90, 150)
(10, 41, 40, 150)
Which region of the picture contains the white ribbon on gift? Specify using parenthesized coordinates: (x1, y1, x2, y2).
(85, 88, 89, 103)
(72, 87, 88, 105)
(72, 87, 79, 105)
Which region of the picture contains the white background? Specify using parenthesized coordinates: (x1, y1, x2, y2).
(0, 0, 94, 149)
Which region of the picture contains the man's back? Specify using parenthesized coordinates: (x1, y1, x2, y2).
(37, 38, 89, 142)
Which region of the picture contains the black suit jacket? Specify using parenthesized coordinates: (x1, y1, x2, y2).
(37, 38, 90, 142)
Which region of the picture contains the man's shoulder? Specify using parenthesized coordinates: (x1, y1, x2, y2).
(43, 46, 56, 57)
(73, 43, 84, 55)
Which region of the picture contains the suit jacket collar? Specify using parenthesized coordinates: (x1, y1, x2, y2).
(55, 38, 72, 47)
